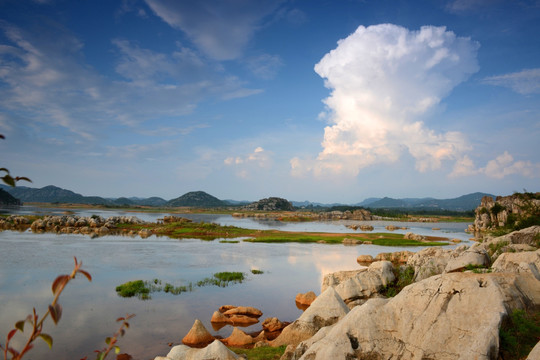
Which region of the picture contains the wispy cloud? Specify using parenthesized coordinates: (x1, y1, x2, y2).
(245, 54, 284, 79)
(445, 0, 502, 14)
(0, 22, 260, 144)
(292, 24, 479, 178)
(144, 0, 285, 60)
(482, 151, 540, 179)
(482, 68, 540, 95)
(224, 147, 272, 178)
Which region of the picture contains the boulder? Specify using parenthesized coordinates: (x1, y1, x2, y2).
(342, 238, 362, 245)
(224, 327, 254, 347)
(160, 340, 239, 360)
(374, 250, 414, 263)
(527, 341, 540, 360)
(211, 305, 262, 326)
(272, 287, 349, 347)
(356, 254, 374, 265)
(492, 249, 540, 279)
(322, 261, 395, 309)
(222, 306, 262, 318)
(262, 317, 287, 333)
(181, 319, 214, 347)
(404, 232, 426, 241)
(406, 246, 455, 281)
(295, 291, 316, 307)
(444, 247, 491, 273)
(287, 272, 540, 360)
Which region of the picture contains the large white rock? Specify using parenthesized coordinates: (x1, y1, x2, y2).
(289, 272, 540, 360)
(492, 249, 540, 280)
(321, 261, 395, 308)
(444, 247, 491, 273)
(159, 340, 239, 360)
(272, 286, 349, 347)
(527, 340, 540, 360)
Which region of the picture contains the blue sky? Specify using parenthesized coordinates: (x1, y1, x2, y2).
(0, 0, 539, 203)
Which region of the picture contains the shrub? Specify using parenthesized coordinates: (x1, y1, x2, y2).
(499, 309, 540, 359)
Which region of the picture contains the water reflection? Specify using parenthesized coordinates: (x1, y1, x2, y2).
(0, 207, 472, 360)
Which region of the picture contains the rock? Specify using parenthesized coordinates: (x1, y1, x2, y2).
(222, 306, 262, 318)
(242, 197, 294, 211)
(385, 225, 399, 231)
(374, 250, 414, 263)
(288, 272, 540, 360)
(444, 247, 491, 273)
(162, 340, 239, 360)
(492, 249, 540, 279)
(404, 232, 426, 241)
(272, 287, 349, 347)
(406, 246, 455, 281)
(472, 193, 540, 232)
(356, 254, 374, 265)
(181, 319, 215, 347)
(211, 311, 229, 323)
(262, 317, 287, 332)
(225, 327, 254, 347)
(327, 261, 395, 308)
(226, 315, 260, 326)
(342, 238, 362, 245)
(295, 291, 316, 307)
(527, 341, 540, 360)
(138, 229, 152, 238)
(360, 224, 374, 231)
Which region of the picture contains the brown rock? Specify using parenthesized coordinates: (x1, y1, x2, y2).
(223, 306, 262, 318)
(225, 327, 254, 347)
(262, 317, 286, 333)
(210, 310, 228, 323)
(182, 319, 215, 347)
(357, 254, 374, 265)
(219, 305, 236, 313)
(295, 291, 316, 307)
(227, 315, 260, 326)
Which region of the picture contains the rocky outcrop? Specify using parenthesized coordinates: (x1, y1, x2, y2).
(272, 287, 349, 347)
(492, 249, 540, 279)
(224, 327, 254, 347)
(318, 209, 372, 221)
(471, 226, 540, 261)
(472, 192, 540, 232)
(155, 340, 239, 360)
(243, 197, 295, 211)
(285, 271, 540, 360)
(321, 261, 395, 309)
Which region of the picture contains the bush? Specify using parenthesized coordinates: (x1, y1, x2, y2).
(499, 309, 540, 359)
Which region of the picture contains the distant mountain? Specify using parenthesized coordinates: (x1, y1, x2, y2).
(0, 188, 21, 205)
(134, 197, 167, 207)
(0, 185, 110, 204)
(363, 192, 495, 211)
(167, 191, 226, 207)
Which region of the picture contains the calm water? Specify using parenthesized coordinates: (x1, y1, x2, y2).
(0, 207, 472, 360)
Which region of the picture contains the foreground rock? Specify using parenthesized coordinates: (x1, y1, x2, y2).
(321, 261, 395, 309)
(285, 271, 540, 360)
(155, 340, 239, 360)
(272, 287, 349, 347)
(295, 291, 316, 308)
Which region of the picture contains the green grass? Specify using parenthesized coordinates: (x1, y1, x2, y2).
(244, 232, 447, 246)
(220, 240, 240, 243)
(230, 345, 287, 360)
(499, 309, 540, 359)
(115, 280, 151, 300)
(251, 269, 264, 275)
(380, 266, 415, 297)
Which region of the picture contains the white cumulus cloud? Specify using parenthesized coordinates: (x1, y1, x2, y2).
(481, 151, 540, 179)
(293, 24, 479, 177)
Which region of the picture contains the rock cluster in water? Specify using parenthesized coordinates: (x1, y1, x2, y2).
(0, 214, 149, 238)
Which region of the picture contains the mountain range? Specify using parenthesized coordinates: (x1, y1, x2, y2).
(0, 184, 494, 211)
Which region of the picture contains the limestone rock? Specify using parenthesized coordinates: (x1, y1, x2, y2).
(404, 232, 426, 241)
(225, 327, 254, 347)
(289, 272, 540, 360)
(527, 340, 540, 360)
(374, 250, 414, 263)
(322, 261, 395, 309)
(272, 287, 349, 347)
(444, 247, 491, 273)
(295, 291, 316, 307)
(407, 246, 456, 281)
(181, 319, 214, 347)
(163, 340, 239, 360)
(212, 305, 262, 326)
(492, 249, 540, 279)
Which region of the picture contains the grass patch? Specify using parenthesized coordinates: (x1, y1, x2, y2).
(244, 232, 447, 246)
(380, 266, 415, 298)
(251, 269, 264, 275)
(197, 272, 245, 287)
(230, 345, 287, 360)
(464, 264, 491, 273)
(115, 280, 151, 300)
(499, 309, 540, 359)
(220, 240, 239, 243)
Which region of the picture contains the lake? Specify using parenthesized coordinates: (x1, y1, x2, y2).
(0, 207, 472, 360)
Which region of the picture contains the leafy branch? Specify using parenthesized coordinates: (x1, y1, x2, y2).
(83, 315, 135, 360)
(0, 257, 91, 360)
(0, 134, 31, 187)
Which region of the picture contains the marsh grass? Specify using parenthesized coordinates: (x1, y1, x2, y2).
(230, 345, 287, 360)
(380, 266, 415, 297)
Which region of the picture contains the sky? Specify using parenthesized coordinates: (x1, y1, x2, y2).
(0, 0, 539, 203)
